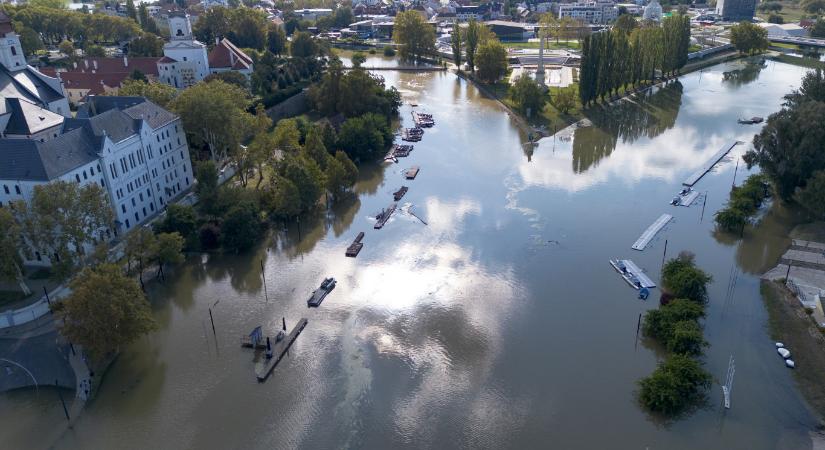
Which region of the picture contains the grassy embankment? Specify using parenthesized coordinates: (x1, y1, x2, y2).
(762, 280, 825, 422)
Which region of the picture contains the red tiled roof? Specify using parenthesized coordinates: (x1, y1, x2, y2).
(52, 57, 161, 77)
(158, 56, 178, 63)
(58, 72, 127, 95)
(207, 38, 253, 70)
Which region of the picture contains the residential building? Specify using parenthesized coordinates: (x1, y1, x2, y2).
(556, 1, 618, 24)
(208, 38, 254, 77)
(39, 56, 162, 106)
(715, 0, 755, 22)
(0, 96, 194, 266)
(0, 12, 70, 118)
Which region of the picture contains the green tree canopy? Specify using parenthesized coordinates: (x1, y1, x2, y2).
(392, 10, 435, 61)
(221, 199, 262, 252)
(171, 80, 254, 161)
(290, 31, 318, 58)
(116, 79, 177, 108)
(129, 33, 164, 57)
(11, 181, 113, 278)
(730, 21, 769, 55)
(795, 170, 825, 219)
(0, 209, 30, 295)
(661, 253, 712, 303)
(156, 203, 198, 239)
(475, 38, 508, 83)
(638, 354, 711, 415)
(59, 264, 157, 363)
(509, 74, 546, 117)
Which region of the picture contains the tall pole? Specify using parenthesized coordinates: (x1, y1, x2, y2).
(208, 308, 216, 335)
(260, 259, 269, 303)
(700, 192, 707, 222)
(661, 239, 668, 270)
(731, 159, 739, 189)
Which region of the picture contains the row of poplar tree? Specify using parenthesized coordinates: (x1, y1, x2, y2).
(579, 15, 691, 106)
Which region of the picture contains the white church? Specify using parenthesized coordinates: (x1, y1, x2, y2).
(157, 11, 253, 89)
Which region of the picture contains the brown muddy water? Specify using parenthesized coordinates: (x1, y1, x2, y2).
(0, 57, 818, 449)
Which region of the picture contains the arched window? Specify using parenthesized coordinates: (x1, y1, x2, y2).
(176, 29, 184, 36)
(10, 46, 16, 56)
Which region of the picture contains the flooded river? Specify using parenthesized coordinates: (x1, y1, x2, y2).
(1, 57, 818, 449)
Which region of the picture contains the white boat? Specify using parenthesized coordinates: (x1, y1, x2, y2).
(785, 359, 795, 368)
(775, 342, 784, 348)
(778, 348, 791, 359)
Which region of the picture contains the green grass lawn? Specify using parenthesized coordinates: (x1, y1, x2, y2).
(756, 1, 811, 23)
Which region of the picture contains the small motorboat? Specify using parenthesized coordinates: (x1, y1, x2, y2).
(737, 116, 764, 125)
(775, 342, 785, 348)
(778, 347, 791, 359)
(785, 359, 795, 368)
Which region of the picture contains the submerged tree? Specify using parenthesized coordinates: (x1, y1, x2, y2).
(58, 264, 157, 363)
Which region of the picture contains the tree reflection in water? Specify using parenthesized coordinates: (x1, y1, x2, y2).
(721, 58, 767, 88)
(572, 80, 685, 173)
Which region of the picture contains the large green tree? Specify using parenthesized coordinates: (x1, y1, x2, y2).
(12, 181, 113, 278)
(392, 10, 435, 61)
(475, 38, 508, 83)
(171, 80, 254, 161)
(638, 354, 711, 415)
(58, 264, 157, 363)
(509, 74, 546, 117)
(0, 209, 30, 295)
(730, 21, 769, 55)
(795, 170, 825, 219)
(451, 22, 463, 68)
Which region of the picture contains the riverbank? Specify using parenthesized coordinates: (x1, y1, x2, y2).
(762, 280, 825, 425)
(462, 49, 744, 136)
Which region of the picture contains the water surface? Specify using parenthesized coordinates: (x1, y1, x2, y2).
(1, 57, 816, 449)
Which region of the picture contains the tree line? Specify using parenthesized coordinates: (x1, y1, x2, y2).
(579, 15, 690, 106)
(638, 252, 713, 416)
(744, 68, 825, 221)
(451, 19, 508, 83)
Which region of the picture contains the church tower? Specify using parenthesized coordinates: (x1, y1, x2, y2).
(157, 11, 209, 88)
(0, 12, 27, 71)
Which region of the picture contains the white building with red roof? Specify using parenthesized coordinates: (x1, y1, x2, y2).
(156, 11, 253, 89)
(207, 38, 254, 78)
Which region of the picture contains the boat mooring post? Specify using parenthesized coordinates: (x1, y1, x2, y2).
(44, 286, 51, 310)
(634, 313, 642, 350)
(209, 308, 216, 335)
(282, 317, 286, 331)
(700, 192, 708, 222)
(661, 239, 668, 270)
(260, 259, 269, 303)
(731, 159, 739, 190)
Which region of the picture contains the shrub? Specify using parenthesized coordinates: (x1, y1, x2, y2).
(199, 223, 221, 249)
(383, 45, 396, 56)
(638, 354, 711, 415)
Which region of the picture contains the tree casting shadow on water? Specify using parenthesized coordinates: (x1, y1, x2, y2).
(571, 81, 685, 174)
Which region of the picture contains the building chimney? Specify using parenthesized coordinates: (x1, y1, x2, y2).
(73, 61, 77, 69)
(93, 60, 98, 71)
(123, 55, 128, 67)
(84, 59, 89, 69)
(215, 37, 220, 45)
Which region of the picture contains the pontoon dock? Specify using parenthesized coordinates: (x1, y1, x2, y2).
(682, 141, 741, 187)
(632, 213, 673, 251)
(255, 318, 309, 382)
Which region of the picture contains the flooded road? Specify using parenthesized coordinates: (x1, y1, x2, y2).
(1, 57, 817, 449)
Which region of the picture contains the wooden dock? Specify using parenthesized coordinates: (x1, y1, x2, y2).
(682, 141, 741, 187)
(393, 186, 408, 201)
(374, 202, 397, 229)
(255, 318, 309, 382)
(405, 166, 420, 180)
(632, 213, 672, 251)
(346, 232, 364, 257)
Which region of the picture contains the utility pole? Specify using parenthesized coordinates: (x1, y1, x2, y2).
(661, 239, 668, 270)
